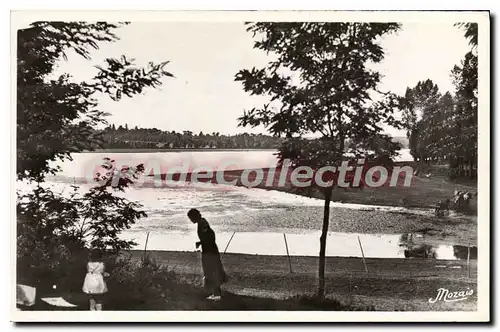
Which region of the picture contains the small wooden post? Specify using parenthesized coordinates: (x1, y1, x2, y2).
(357, 236, 369, 274)
(348, 273, 353, 305)
(143, 231, 150, 260)
(283, 233, 293, 274)
(221, 231, 236, 260)
(467, 242, 471, 278)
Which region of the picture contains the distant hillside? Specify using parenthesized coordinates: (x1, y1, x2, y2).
(98, 125, 284, 150)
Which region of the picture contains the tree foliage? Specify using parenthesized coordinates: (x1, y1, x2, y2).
(17, 22, 172, 181)
(17, 161, 145, 283)
(455, 23, 478, 48)
(236, 23, 403, 163)
(97, 125, 284, 149)
(404, 80, 448, 161)
(403, 23, 477, 178)
(16, 22, 173, 284)
(235, 22, 402, 297)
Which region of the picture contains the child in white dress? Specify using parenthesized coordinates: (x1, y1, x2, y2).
(82, 250, 108, 311)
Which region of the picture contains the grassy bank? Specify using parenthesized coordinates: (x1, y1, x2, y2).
(20, 251, 477, 311)
(149, 165, 476, 210)
(19, 253, 374, 312)
(221, 166, 478, 210)
(126, 250, 477, 311)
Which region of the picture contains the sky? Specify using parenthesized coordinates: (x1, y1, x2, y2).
(53, 22, 472, 137)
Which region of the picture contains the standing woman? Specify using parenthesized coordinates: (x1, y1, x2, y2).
(187, 208, 227, 301)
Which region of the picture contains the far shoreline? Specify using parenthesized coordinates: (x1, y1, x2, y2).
(82, 148, 279, 153)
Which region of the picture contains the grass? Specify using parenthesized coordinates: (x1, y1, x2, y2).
(24, 290, 374, 312)
(18, 254, 375, 311)
(125, 251, 477, 311)
(20, 251, 474, 311)
(17, 232, 478, 312)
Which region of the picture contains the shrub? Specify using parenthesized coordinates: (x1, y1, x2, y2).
(16, 160, 146, 287)
(104, 254, 193, 310)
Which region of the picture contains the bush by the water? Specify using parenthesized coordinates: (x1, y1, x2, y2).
(105, 254, 200, 310)
(106, 255, 375, 311)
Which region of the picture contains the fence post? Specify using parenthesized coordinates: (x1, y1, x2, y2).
(348, 273, 352, 305)
(143, 231, 150, 261)
(283, 233, 293, 274)
(357, 236, 369, 275)
(221, 232, 236, 260)
(467, 242, 471, 278)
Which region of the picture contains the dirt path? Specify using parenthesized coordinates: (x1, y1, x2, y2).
(129, 250, 478, 311)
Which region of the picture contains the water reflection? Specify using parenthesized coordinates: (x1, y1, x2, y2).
(122, 230, 476, 261)
(399, 233, 477, 260)
(453, 245, 478, 260)
(402, 244, 477, 260)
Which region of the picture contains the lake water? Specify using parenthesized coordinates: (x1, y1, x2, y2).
(18, 149, 477, 260)
(49, 148, 414, 180)
(123, 230, 477, 261)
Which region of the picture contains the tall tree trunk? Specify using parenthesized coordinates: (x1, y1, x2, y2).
(318, 114, 344, 297)
(469, 157, 474, 179)
(318, 185, 333, 297)
(318, 108, 343, 297)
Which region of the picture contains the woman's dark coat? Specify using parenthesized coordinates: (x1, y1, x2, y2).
(197, 218, 227, 287)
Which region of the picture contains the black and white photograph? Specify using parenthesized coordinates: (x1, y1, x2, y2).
(11, 10, 490, 322)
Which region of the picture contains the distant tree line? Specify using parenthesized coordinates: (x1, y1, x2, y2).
(98, 125, 285, 149)
(402, 23, 478, 179)
(98, 125, 408, 151)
